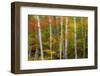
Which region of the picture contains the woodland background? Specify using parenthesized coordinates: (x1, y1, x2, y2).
(28, 15, 88, 60)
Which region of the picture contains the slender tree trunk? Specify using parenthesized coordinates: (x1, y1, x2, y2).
(64, 17, 68, 59)
(74, 17, 77, 59)
(37, 16, 44, 60)
(59, 17, 63, 59)
(49, 16, 53, 59)
(34, 26, 39, 60)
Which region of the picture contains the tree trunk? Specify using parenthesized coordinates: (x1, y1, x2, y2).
(74, 17, 77, 59)
(37, 16, 44, 60)
(64, 17, 68, 59)
(49, 16, 53, 59)
(59, 17, 63, 59)
(34, 26, 39, 60)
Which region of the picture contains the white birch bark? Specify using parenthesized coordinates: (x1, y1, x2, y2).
(65, 17, 68, 59)
(59, 17, 63, 59)
(37, 16, 44, 60)
(34, 27, 39, 60)
(74, 17, 77, 59)
(49, 16, 53, 59)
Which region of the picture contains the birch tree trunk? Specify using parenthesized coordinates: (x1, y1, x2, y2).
(37, 16, 44, 60)
(59, 17, 63, 59)
(74, 17, 77, 59)
(34, 26, 39, 60)
(64, 17, 68, 59)
(49, 16, 53, 59)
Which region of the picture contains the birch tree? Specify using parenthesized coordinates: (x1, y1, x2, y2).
(74, 17, 77, 59)
(37, 16, 44, 60)
(81, 17, 85, 58)
(34, 25, 39, 60)
(59, 16, 63, 59)
(49, 16, 53, 59)
(64, 16, 68, 59)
